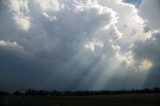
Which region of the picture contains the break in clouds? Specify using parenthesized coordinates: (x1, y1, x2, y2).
(0, 0, 160, 91)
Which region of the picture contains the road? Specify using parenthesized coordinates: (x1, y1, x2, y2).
(2, 96, 58, 106)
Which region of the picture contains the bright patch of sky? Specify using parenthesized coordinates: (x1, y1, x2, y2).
(123, 0, 142, 7)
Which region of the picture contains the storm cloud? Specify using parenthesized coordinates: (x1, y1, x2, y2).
(0, 0, 160, 91)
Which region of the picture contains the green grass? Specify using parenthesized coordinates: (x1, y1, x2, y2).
(31, 93, 160, 106)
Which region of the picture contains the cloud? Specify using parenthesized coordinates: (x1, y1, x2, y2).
(133, 32, 160, 65)
(35, 0, 61, 21)
(0, 40, 27, 55)
(131, 0, 160, 72)
(0, 40, 19, 47)
(131, 31, 160, 88)
(138, 59, 152, 71)
(84, 39, 104, 52)
(3, 0, 31, 31)
(140, 0, 160, 30)
(127, 0, 160, 86)
(0, 0, 160, 90)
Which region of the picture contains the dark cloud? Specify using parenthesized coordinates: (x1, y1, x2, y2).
(132, 32, 160, 88)
(0, 48, 51, 91)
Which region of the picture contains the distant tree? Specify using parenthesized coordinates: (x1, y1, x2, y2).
(0, 91, 10, 95)
(13, 90, 21, 95)
(154, 87, 160, 93)
(23, 87, 160, 96)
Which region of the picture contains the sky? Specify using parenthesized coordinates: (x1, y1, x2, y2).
(123, 0, 142, 6)
(0, 0, 160, 92)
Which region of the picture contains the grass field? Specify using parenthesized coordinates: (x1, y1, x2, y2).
(0, 96, 5, 105)
(31, 93, 160, 106)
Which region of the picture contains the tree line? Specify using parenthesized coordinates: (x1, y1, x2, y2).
(1, 88, 160, 96)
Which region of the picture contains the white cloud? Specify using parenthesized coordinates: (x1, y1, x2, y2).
(1, 0, 149, 69)
(1, 0, 148, 71)
(112, 43, 135, 68)
(138, 59, 152, 71)
(0, 40, 27, 54)
(84, 39, 104, 52)
(4, 0, 31, 31)
(98, 0, 146, 43)
(35, 0, 61, 21)
(14, 15, 30, 31)
(0, 40, 19, 47)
